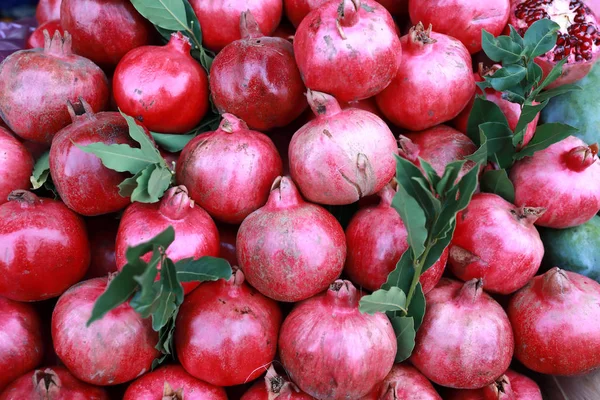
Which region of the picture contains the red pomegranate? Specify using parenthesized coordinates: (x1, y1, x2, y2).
(294, 0, 401, 102)
(303, 97, 384, 123)
(285, 0, 406, 27)
(36, 0, 62, 24)
(366, 364, 441, 400)
(0, 128, 33, 206)
(376, 23, 475, 131)
(510, 136, 600, 228)
(445, 369, 542, 400)
(26, 20, 64, 49)
(218, 223, 239, 267)
(0, 31, 109, 144)
(241, 366, 315, 400)
(237, 176, 346, 302)
(85, 216, 119, 279)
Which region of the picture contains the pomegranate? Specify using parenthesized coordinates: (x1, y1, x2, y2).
(445, 369, 542, 400)
(303, 97, 384, 123)
(241, 366, 315, 400)
(279, 280, 396, 399)
(52, 277, 160, 385)
(510, 136, 600, 228)
(411, 279, 514, 389)
(36, 0, 62, 24)
(237, 176, 346, 302)
(210, 12, 307, 131)
(175, 269, 282, 386)
(0, 367, 109, 400)
(26, 20, 64, 49)
(508, 268, 600, 375)
(509, 0, 600, 88)
(0, 31, 109, 144)
(176, 114, 283, 224)
(85, 216, 119, 279)
(376, 23, 475, 131)
(218, 223, 239, 267)
(189, 0, 282, 51)
(0, 191, 90, 302)
(285, 0, 406, 27)
(115, 186, 220, 294)
(123, 365, 228, 400)
(294, 0, 401, 102)
(113, 32, 209, 134)
(288, 90, 397, 205)
(0, 128, 33, 206)
(367, 364, 441, 400)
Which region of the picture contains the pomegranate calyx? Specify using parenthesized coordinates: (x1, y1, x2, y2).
(457, 278, 484, 304)
(268, 176, 304, 209)
(377, 179, 397, 207)
(229, 267, 246, 287)
(45, 29, 73, 56)
(219, 113, 249, 133)
(240, 11, 263, 39)
(167, 32, 192, 55)
(7, 190, 40, 205)
(477, 62, 502, 79)
(336, 0, 361, 36)
(33, 369, 61, 394)
(512, 206, 547, 225)
(306, 90, 343, 117)
(67, 97, 96, 123)
(398, 136, 420, 164)
(160, 185, 193, 220)
(162, 381, 184, 400)
(564, 144, 599, 171)
(541, 267, 573, 296)
(327, 279, 359, 307)
(482, 374, 515, 400)
(408, 22, 437, 50)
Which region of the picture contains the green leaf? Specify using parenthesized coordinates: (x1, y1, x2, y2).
(532, 58, 568, 95)
(147, 166, 173, 200)
(486, 65, 527, 92)
(435, 160, 466, 195)
(383, 251, 414, 293)
(130, 164, 162, 203)
(394, 154, 437, 221)
(408, 284, 426, 331)
(533, 83, 582, 103)
(480, 122, 516, 169)
(126, 226, 175, 266)
(502, 88, 527, 104)
(183, 0, 203, 44)
(175, 257, 233, 283)
(523, 19, 560, 59)
(512, 101, 547, 146)
(465, 131, 488, 165)
(131, 0, 187, 31)
(120, 111, 163, 163)
(151, 132, 196, 152)
(389, 316, 416, 363)
(423, 230, 454, 273)
(132, 248, 161, 304)
(525, 61, 543, 89)
(76, 143, 153, 174)
(480, 169, 515, 203)
(152, 308, 178, 368)
(514, 123, 578, 160)
(359, 287, 407, 314)
(392, 184, 428, 259)
(30, 151, 50, 190)
(418, 158, 441, 189)
(481, 31, 523, 64)
(130, 281, 161, 319)
(119, 171, 142, 198)
(162, 258, 184, 305)
(411, 177, 441, 214)
(466, 97, 509, 144)
(508, 25, 524, 47)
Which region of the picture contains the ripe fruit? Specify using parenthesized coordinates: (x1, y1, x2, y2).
(0, 128, 33, 206)
(26, 20, 64, 49)
(241, 366, 315, 400)
(85, 216, 119, 279)
(36, 0, 62, 24)
(367, 364, 441, 400)
(445, 369, 542, 400)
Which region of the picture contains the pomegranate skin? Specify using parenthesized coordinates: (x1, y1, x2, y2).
(85, 216, 119, 279)
(376, 23, 475, 131)
(113, 33, 209, 134)
(175, 270, 282, 386)
(0, 31, 109, 144)
(410, 279, 514, 389)
(279, 280, 396, 400)
(115, 186, 220, 294)
(294, 0, 401, 102)
(241, 366, 316, 400)
(36, 0, 62, 24)
(26, 20, 64, 49)
(123, 365, 227, 400)
(176, 114, 283, 224)
(510, 136, 600, 228)
(285, 0, 406, 27)
(0, 128, 33, 206)
(445, 369, 542, 400)
(0, 191, 90, 302)
(366, 364, 441, 400)
(508, 268, 600, 376)
(52, 277, 160, 385)
(237, 176, 346, 302)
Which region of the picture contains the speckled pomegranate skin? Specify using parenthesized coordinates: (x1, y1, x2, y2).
(365, 364, 441, 400)
(0, 128, 33, 206)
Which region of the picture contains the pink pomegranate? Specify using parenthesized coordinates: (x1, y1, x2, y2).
(36, 0, 62, 24)
(445, 369, 542, 400)
(285, 0, 407, 27)
(237, 176, 346, 302)
(0, 128, 33, 206)
(26, 20, 64, 49)
(241, 366, 315, 400)
(510, 136, 600, 228)
(85, 216, 119, 279)
(303, 97, 384, 123)
(366, 364, 441, 400)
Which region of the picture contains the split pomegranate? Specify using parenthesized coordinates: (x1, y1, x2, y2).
(448, 193, 545, 294)
(237, 176, 346, 302)
(36, 0, 62, 24)
(279, 280, 396, 399)
(26, 20, 64, 49)
(52, 277, 159, 385)
(445, 369, 542, 400)
(241, 366, 315, 400)
(177, 114, 283, 224)
(113, 32, 209, 134)
(175, 269, 282, 386)
(510, 136, 600, 228)
(367, 364, 441, 400)
(0, 31, 109, 144)
(293, 0, 401, 102)
(288, 90, 397, 205)
(210, 12, 307, 131)
(0, 128, 33, 206)
(509, 0, 600, 88)
(411, 279, 514, 389)
(85, 216, 119, 279)
(508, 268, 600, 375)
(376, 23, 475, 131)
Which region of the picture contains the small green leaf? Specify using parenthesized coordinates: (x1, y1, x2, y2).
(532, 58, 568, 95)
(76, 143, 153, 174)
(410, 177, 441, 214)
(130, 164, 161, 203)
(131, 281, 161, 319)
(389, 316, 416, 363)
(525, 61, 543, 89)
(30, 151, 50, 190)
(120, 111, 163, 162)
(523, 19, 560, 59)
(534, 83, 582, 103)
(466, 97, 509, 144)
(119, 171, 142, 197)
(508, 25, 524, 47)
(359, 287, 407, 314)
(151, 132, 196, 152)
(152, 308, 178, 368)
(480, 169, 515, 203)
(132, 248, 161, 303)
(162, 258, 184, 305)
(486, 65, 527, 91)
(175, 257, 233, 283)
(465, 131, 488, 165)
(512, 101, 547, 146)
(423, 230, 454, 273)
(480, 122, 516, 168)
(481, 31, 523, 64)
(150, 287, 178, 332)
(435, 160, 465, 195)
(147, 166, 173, 200)
(392, 184, 427, 259)
(383, 251, 414, 293)
(419, 158, 441, 189)
(514, 123, 578, 160)
(125, 226, 175, 266)
(502, 88, 527, 104)
(131, 0, 188, 31)
(408, 284, 426, 331)
(394, 154, 437, 221)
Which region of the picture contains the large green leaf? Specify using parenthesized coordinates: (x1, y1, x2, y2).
(151, 132, 196, 152)
(390, 316, 416, 363)
(147, 166, 173, 200)
(513, 101, 548, 146)
(120, 111, 163, 162)
(175, 257, 233, 283)
(359, 287, 407, 315)
(394, 154, 437, 221)
(467, 98, 509, 144)
(481, 31, 523, 64)
(523, 19, 560, 59)
(383, 251, 414, 293)
(392, 184, 427, 259)
(480, 122, 516, 168)
(408, 284, 426, 330)
(487, 65, 527, 92)
(131, 0, 188, 31)
(125, 226, 175, 266)
(514, 123, 578, 160)
(481, 169, 515, 203)
(76, 143, 153, 174)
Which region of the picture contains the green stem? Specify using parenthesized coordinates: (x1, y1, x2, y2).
(405, 242, 433, 308)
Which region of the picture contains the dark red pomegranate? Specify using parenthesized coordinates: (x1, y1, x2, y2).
(411, 279, 514, 389)
(218, 223, 239, 267)
(279, 280, 396, 399)
(376, 23, 475, 131)
(510, 136, 600, 228)
(0, 128, 33, 206)
(237, 176, 346, 302)
(0, 31, 109, 144)
(52, 277, 159, 385)
(508, 268, 600, 375)
(241, 366, 315, 400)
(177, 114, 283, 224)
(445, 369, 542, 400)
(366, 364, 441, 400)
(26, 20, 64, 49)
(36, 0, 62, 24)
(175, 269, 282, 386)
(84, 216, 119, 279)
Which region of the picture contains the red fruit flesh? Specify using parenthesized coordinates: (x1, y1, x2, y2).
(279, 280, 396, 400)
(294, 0, 401, 102)
(376, 23, 475, 131)
(0, 128, 33, 206)
(241, 366, 315, 400)
(510, 136, 600, 228)
(176, 114, 283, 224)
(52, 277, 160, 385)
(0, 31, 109, 144)
(237, 176, 346, 302)
(218, 223, 239, 267)
(113, 32, 209, 134)
(508, 268, 600, 375)
(446, 369, 542, 400)
(36, 0, 62, 24)
(175, 269, 282, 386)
(26, 20, 64, 49)
(367, 364, 441, 400)
(411, 279, 514, 389)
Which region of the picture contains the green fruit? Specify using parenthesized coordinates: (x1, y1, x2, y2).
(539, 215, 600, 283)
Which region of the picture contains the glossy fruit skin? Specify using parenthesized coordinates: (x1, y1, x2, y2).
(0, 128, 33, 206)
(177, 114, 283, 224)
(445, 369, 542, 400)
(84, 217, 119, 279)
(237, 176, 346, 302)
(175, 270, 282, 386)
(279, 280, 396, 400)
(26, 20, 64, 49)
(0, 297, 43, 392)
(123, 365, 228, 400)
(294, 0, 401, 102)
(0, 31, 109, 144)
(36, 0, 62, 24)
(113, 33, 209, 134)
(376, 23, 475, 131)
(0, 191, 90, 302)
(241, 366, 316, 400)
(0, 367, 109, 400)
(115, 186, 220, 294)
(289, 90, 397, 205)
(52, 277, 159, 385)
(366, 364, 441, 400)
(411, 279, 514, 389)
(510, 136, 600, 228)
(189, 0, 282, 51)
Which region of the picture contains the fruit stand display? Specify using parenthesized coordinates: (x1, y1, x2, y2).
(1, 0, 600, 399)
